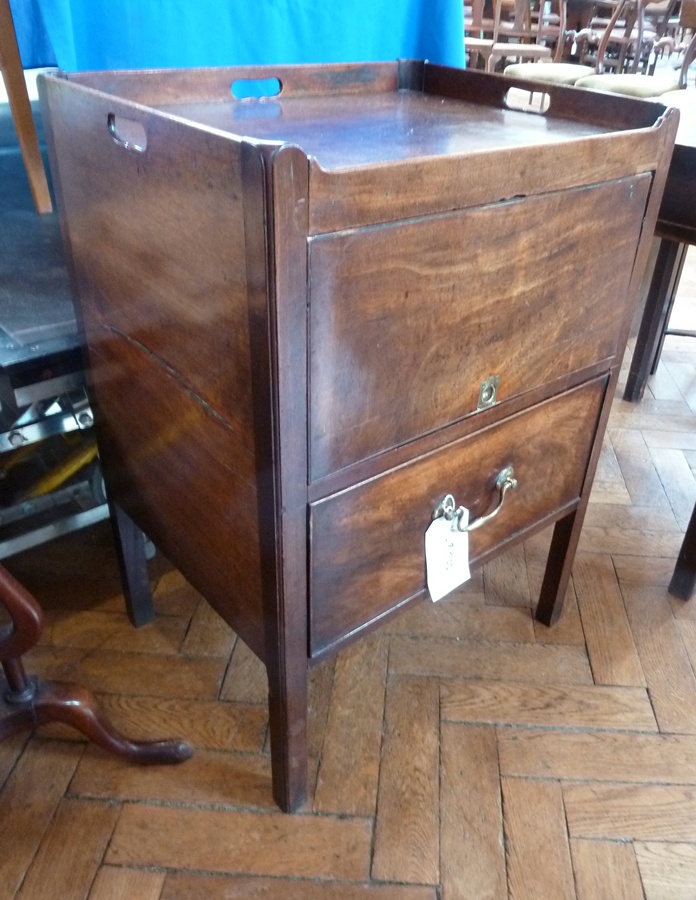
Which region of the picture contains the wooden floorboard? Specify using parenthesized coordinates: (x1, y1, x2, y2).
(313, 634, 388, 816)
(571, 838, 644, 900)
(440, 723, 506, 899)
(3, 226, 696, 896)
(572, 551, 646, 686)
(105, 805, 374, 880)
(89, 867, 165, 900)
(371, 676, 439, 884)
(13, 799, 118, 900)
(634, 842, 696, 900)
(503, 776, 576, 900)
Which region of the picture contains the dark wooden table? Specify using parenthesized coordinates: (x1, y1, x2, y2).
(0, 562, 193, 762)
(623, 94, 696, 402)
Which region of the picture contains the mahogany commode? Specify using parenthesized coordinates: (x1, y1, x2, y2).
(40, 61, 677, 811)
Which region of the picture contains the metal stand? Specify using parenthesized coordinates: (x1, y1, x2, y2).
(0, 350, 110, 560)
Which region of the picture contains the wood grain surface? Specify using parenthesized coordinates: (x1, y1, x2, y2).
(311, 379, 604, 654)
(38, 62, 675, 813)
(504, 777, 576, 900)
(309, 179, 645, 476)
(371, 676, 439, 884)
(8, 61, 689, 896)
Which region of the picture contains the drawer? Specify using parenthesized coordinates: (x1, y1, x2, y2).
(309, 377, 606, 656)
(308, 175, 649, 480)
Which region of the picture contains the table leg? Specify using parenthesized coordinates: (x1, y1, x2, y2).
(0, 562, 192, 762)
(669, 502, 696, 601)
(266, 650, 308, 813)
(623, 237, 688, 402)
(535, 509, 581, 626)
(109, 502, 155, 627)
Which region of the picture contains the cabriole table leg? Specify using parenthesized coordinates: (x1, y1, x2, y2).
(0, 563, 192, 763)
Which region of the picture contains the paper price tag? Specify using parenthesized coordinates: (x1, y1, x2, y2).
(425, 507, 471, 602)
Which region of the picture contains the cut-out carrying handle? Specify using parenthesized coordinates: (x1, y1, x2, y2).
(107, 113, 147, 152)
(503, 87, 551, 114)
(231, 76, 283, 100)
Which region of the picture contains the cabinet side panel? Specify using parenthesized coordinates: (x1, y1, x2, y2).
(45, 82, 254, 433)
(43, 80, 265, 655)
(89, 330, 264, 655)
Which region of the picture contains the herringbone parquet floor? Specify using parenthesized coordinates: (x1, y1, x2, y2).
(2, 250, 696, 899)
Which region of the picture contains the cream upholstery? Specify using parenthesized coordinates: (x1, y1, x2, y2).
(574, 71, 680, 96)
(659, 89, 695, 108)
(504, 62, 596, 84)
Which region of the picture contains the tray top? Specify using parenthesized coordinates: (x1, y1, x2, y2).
(155, 90, 613, 170)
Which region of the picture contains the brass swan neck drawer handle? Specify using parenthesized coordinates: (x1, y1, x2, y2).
(432, 466, 518, 534)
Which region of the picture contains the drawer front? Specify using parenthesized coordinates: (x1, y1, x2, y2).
(309, 377, 606, 656)
(309, 175, 649, 480)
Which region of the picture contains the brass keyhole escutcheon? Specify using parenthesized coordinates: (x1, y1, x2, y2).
(477, 375, 500, 410)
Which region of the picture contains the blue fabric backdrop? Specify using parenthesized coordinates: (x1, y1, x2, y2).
(10, 0, 56, 68)
(12, 0, 464, 71)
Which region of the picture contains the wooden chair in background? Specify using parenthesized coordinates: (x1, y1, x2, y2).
(575, 0, 657, 74)
(486, 0, 568, 71)
(499, 0, 600, 83)
(574, 12, 696, 93)
(645, 0, 682, 50)
(502, 0, 694, 86)
(464, 0, 496, 67)
(0, 0, 52, 214)
(678, 0, 696, 43)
